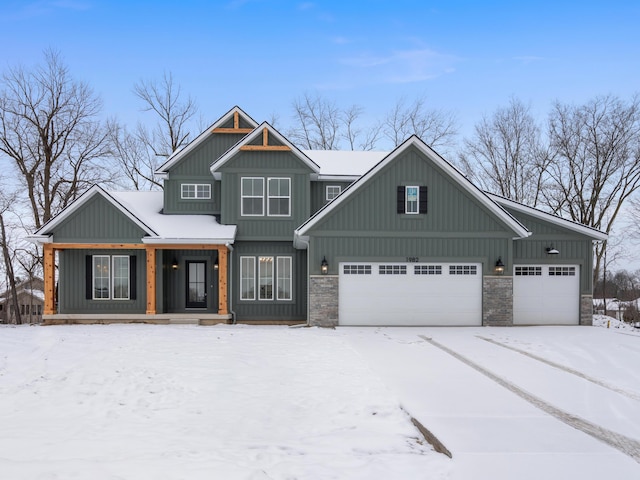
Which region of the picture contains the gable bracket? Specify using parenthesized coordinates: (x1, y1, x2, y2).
(211, 112, 254, 134)
(239, 127, 292, 151)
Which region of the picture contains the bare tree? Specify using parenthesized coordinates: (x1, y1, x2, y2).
(133, 72, 198, 159)
(545, 94, 640, 283)
(288, 93, 342, 150)
(0, 192, 21, 325)
(0, 49, 112, 228)
(459, 97, 550, 206)
(382, 96, 458, 150)
(111, 123, 161, 190)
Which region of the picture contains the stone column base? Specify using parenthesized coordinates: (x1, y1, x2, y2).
(580, 295, 593, 326)
(309, 275, 339, 327)
(483, 276, 513, 326)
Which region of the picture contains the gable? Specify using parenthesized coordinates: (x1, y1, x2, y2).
(49, 194, 148, 243)
(155, 106, 258, 177)
(299, 143, 523, 238)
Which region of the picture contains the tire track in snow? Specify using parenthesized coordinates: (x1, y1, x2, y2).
(419, 335, 640, 464)
(477, 335, 640, 402)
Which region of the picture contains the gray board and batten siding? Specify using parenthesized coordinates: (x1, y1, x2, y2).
(51, 194, 148, 243)
(219, 150, 313, 240)
(162, 132, 247, 215)
(231, 241, 307, 322)
(304, 144, 518, 276)
(310, 180, 354, 213)
(502, 206, 595, 293)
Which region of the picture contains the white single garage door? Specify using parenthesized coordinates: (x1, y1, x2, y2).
(339, 262, 482, 326)
(513, 265, 580, 325)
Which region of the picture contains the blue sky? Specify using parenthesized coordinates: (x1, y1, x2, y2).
(1, 0, 639, 147)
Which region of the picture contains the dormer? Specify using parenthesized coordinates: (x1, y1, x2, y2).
(156, 106, 258, 215)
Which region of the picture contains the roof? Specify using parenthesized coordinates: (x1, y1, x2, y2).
(487, 193, 608, 241)
(155, 106, 258, 177)
(302, 150, 389, 179)
(28, 186, 236, 245)
(210, 122, 321, 179)
(295, 136, 531, 244)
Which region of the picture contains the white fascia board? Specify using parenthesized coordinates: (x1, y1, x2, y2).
(297, 136, 531, 239)
(210, 122, 321, 175)
(316, 175, 360, 182)
(155, 106, 259, 175)
(142, 237, 236, 245)
(488, 193, 608, 241)
(25, 234, 52, 245)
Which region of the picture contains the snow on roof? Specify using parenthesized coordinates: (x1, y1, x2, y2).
(302, 150, 389, 177)
(110, 191, 237, 244)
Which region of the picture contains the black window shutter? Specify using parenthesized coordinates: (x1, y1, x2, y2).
(397, 186, 406, 213)
(419, 186, 428, 214)
(130, 255, 137, 300)
(85, 255, 92, 299)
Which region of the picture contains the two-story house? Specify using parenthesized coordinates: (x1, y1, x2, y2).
(28, 106, 606, 326)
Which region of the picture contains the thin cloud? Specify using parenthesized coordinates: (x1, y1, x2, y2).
(2, 0, 90, 19)
(513, 55, 545, 65)
(339, 47, 458, 85)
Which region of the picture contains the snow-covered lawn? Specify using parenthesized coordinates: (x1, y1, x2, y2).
(0, 324, 449, 480)
(1, 320, 639, 479)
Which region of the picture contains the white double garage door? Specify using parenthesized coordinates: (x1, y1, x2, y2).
(338, 262, 579, 326)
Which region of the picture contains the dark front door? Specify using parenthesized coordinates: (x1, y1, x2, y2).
(186, 261, 207, 308)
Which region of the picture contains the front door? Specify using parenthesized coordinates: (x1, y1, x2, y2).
(186, 261, 207, 308)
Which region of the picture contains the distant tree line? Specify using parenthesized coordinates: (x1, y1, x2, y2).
(1, 49, 639, 322)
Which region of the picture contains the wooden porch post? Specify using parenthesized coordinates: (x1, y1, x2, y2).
(146, 246, 157, 314)
(218, 247, 228, 315)
(43, 243, 56, 315)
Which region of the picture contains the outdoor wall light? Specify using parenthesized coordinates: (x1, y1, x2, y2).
(214, 257, 219, 270)
(321, 256, 328, 275)
(494, 257, 505, 275)
(546, 245, 560, 255)
(172, 258, 179, 270)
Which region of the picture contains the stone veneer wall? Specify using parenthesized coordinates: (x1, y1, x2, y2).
(580, 294, 593, 326)
(483, 276, 513, 326)
(309, 275, 339, 327)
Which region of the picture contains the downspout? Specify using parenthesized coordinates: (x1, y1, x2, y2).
(294, 233, 311, 326)
(225, 243, 237, 324)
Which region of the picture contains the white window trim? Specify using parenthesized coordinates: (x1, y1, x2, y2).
(277, 256, 292, 301)
(93, 255, 110, 300)
(405, 185, 419, 214)
(112, 255, 130, 300)
(181, 183, 211, 199)
(267, 177, 291, 217)
(241, 177, 265, 216)
(326, 185, 342, 201)
(240, 256, 256, 300)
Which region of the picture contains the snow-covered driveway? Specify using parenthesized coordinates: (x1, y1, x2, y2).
(344, 326, 640, 479)
(1, 323, 639, 479)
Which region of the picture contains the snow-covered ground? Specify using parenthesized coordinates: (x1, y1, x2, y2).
(0, 320, 639, 479)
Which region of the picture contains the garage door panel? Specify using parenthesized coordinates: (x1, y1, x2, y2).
(339, 262, 482, 326)
(513, 265, 579, 325)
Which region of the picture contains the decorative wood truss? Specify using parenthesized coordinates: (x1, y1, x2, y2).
(42, 243, 229, 316)
(240, 127, 291, 151)
(211, 111, 254, 134)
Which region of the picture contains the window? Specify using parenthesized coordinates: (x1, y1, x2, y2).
(379, 265, 407, 275)
(181, 183, 211, 199)
(406, 186, 419, 214)
(549, 266, 576, 276)
(326, 185, 342, 201)
(259, 256, 274, 300)
(267, 178, 291, 216)
(397, 186, 428, 214)
(415, 265, 442, 275)
(515, 266, 542, 276)
(449, 265, 477, 275)
(343, 265, 372, 275)
(240, 257, 256, 300)
(93, 255, 111, 299)
(91, 255, 132, 300)
(241, 178, 264, 216)
(277, 257, 292, 300)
